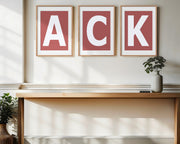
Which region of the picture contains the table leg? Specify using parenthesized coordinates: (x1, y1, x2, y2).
(18, 98, 24, 144)
(175, 98, 180, 144)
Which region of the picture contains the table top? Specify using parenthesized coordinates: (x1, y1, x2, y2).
(16, 92, 180, 99)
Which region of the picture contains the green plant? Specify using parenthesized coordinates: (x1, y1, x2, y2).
(0, 93, 17, 124)
(143, 56, 166, 74)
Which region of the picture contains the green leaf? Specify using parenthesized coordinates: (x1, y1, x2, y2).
(0, 93, 17, 124)
(143, 56, 166, 74)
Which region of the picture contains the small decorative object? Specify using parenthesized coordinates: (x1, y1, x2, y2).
(0, 93, 17, 144)
(120, 6, 157, 56)
(139, 90, 152, 93)
(79, 6, 115, 56)
(143, 56, 166, 93)
(36, 6, 73, 56)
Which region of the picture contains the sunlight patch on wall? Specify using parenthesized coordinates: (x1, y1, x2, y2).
(0, 4, 22, 83)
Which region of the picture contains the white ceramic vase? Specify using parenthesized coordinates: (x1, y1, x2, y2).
(151, 71, 163, 93)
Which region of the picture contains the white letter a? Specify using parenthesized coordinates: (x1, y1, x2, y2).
(43, 15, 66, 46)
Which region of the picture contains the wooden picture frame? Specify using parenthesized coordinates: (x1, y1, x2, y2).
(36, 5, 73, 56)
(120, 5, 157, 56)
(78, 6, 115, 56)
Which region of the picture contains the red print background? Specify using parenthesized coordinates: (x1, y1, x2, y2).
(83, 11, 110, 51)
(125, 11, 152, 51)
(40, 11, 68, 51)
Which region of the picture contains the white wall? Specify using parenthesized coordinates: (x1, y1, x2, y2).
(25, 0, 180, 85)
(0, 0, 180, 143)
(23, 0, 180, 139)
(24, 99, 174, 137)
(0, 0, 23, 83)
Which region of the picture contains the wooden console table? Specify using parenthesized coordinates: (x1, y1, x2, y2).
(16, 93, 180, 144)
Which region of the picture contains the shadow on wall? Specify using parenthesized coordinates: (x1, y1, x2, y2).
(163, 60, 180, 84)
(165, 61, 180, 74)
(0, 25, 22, 82)
(0, 0, 22, 14)
(24, 99, 174, 144)
(24, 139, 31, 144)
(0, 1, 22, 83)
(23, 137, 174, 144)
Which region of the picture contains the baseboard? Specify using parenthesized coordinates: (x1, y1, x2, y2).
(24, 136, 174, 144)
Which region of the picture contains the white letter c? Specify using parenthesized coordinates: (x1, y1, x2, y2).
(87, 15, 107, 46)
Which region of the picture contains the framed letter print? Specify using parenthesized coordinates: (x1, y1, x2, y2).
(121, 6, 157, 56)
(36, 6, 73, 56)
(79, 6, 115, 56)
